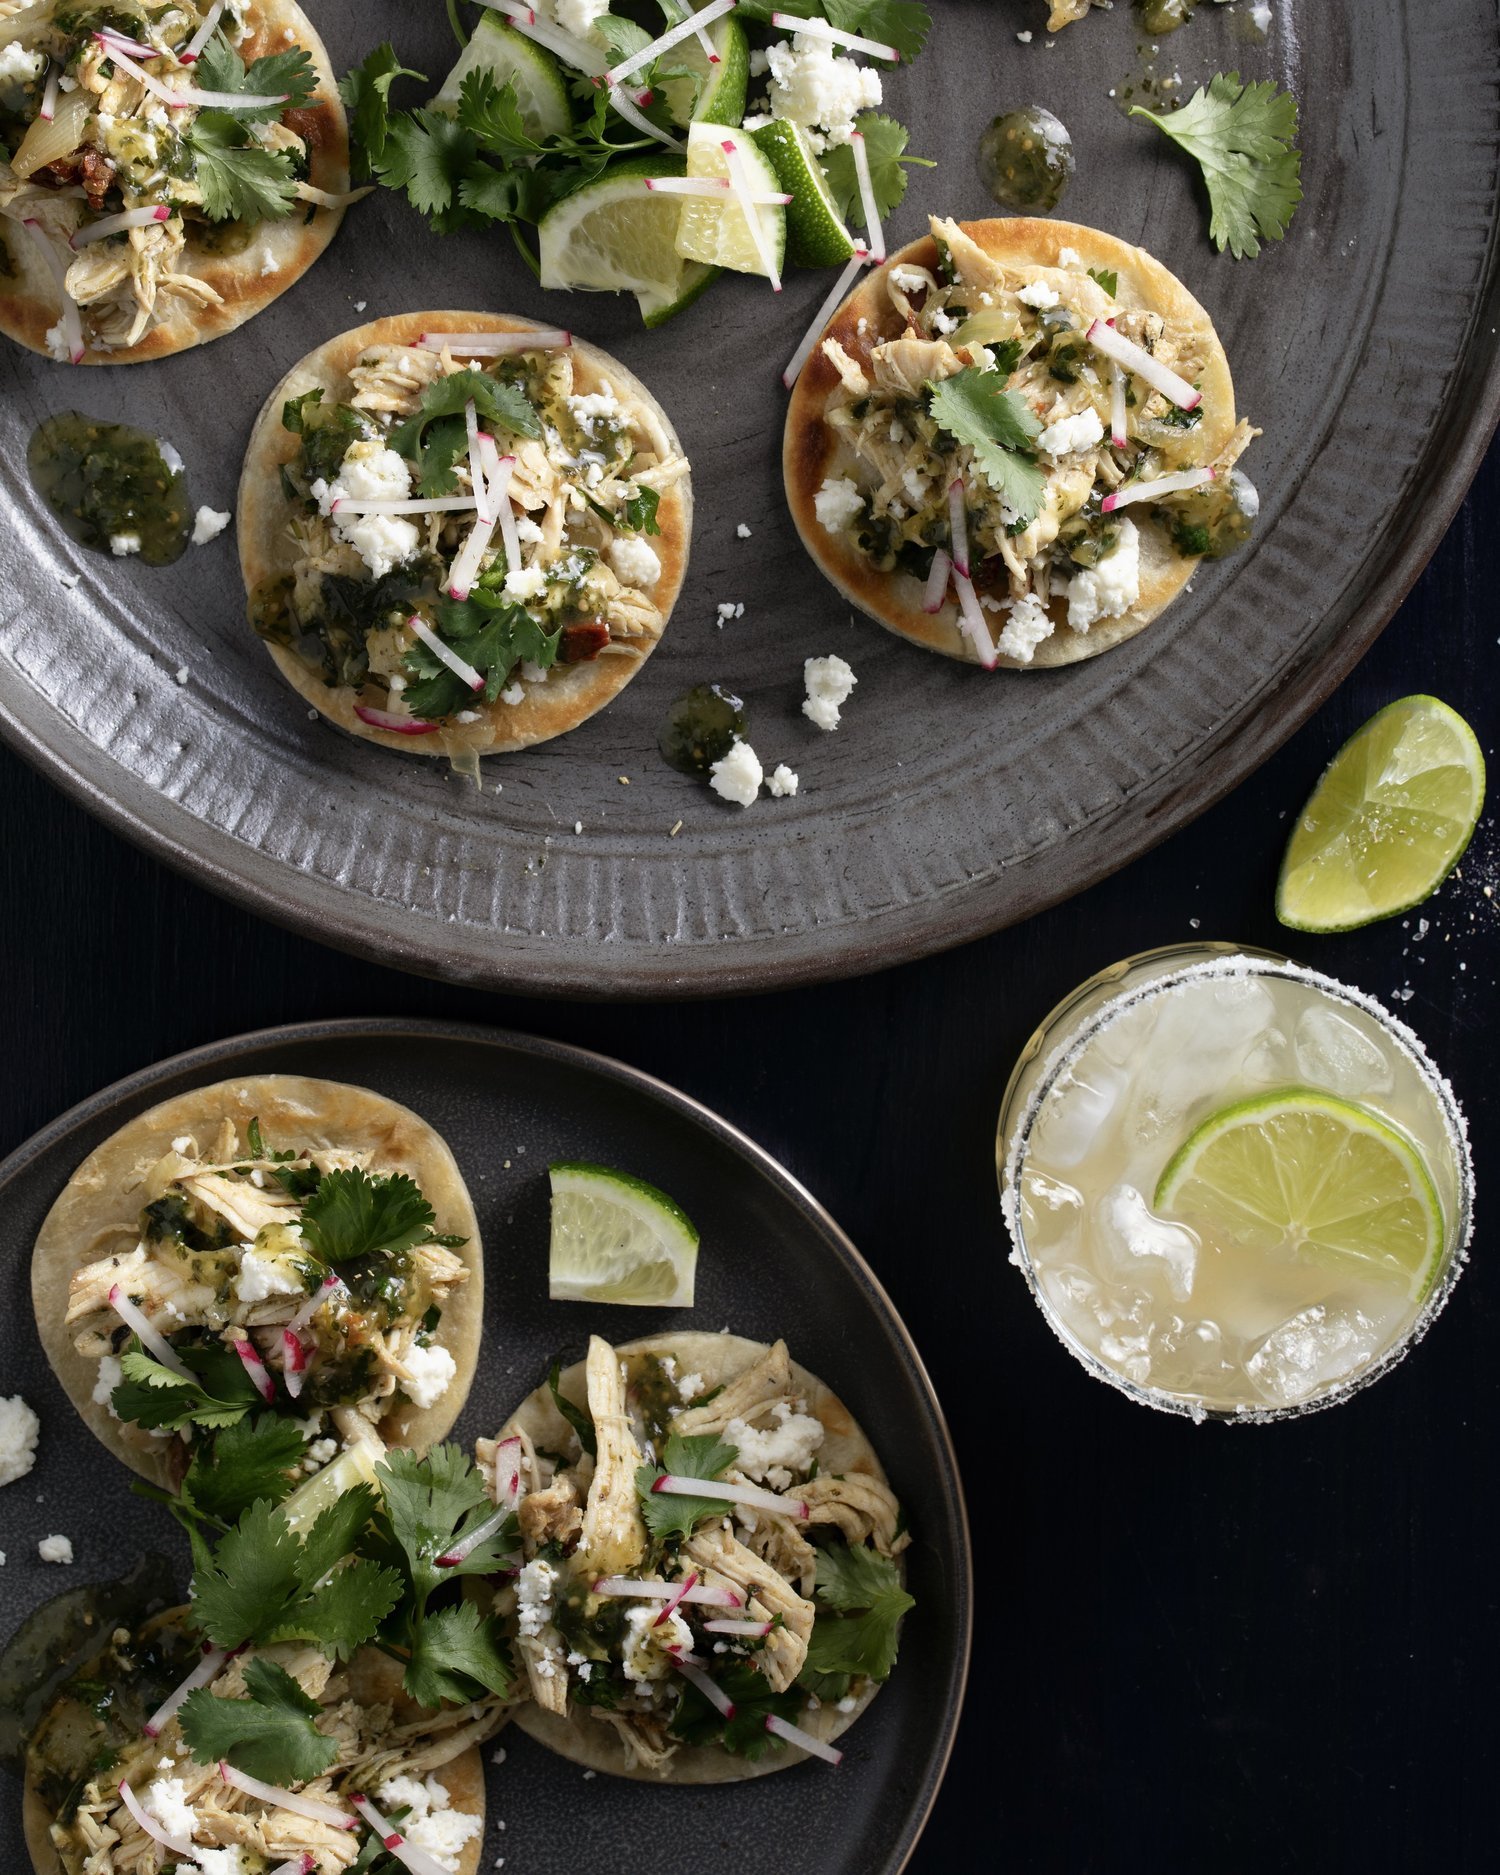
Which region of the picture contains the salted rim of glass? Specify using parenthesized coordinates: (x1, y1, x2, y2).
(999, 952, 1476, 1425)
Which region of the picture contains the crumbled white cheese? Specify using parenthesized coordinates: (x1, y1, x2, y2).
(567, 387, 622, 438)
(303, 1436, 337, 1469)
(677, 1371, 704, 1402)
(503, 565, 548, 600)
(1017, 280, 1060, 310)
(315, 442, 418, 579)
(110, 533, 142, 557)
(193, 1849, 245, 1875)
(0, 42, 46, 84)
(994, 592, 1055, 665)
(622, 1603, 692, 1682)
(142, 1776, 196, 1839)
(814, 475, 864, 534)
(767, 764, 799, 798)
(1058, 245, 1082, 267)
(515, 515, 544, 544)
(802, 654, 857, 732)
(1016, 29, 1033, 43)
(1066, 517, 1141, 633)
(929, 309, 959, 336)
(92, 1356, 123, 1419)
(709, 737, 764, 808)
(500, 683, 525, 707)
(236, 1245, 303, 1303)
(191, 506, 231, 546)
(44, 321, 72, 363)
(407, 1805, 483, 1872)
(40, 1535, 74, 1571)
(401, 1343, 456, 1410)
(736, 522, 752, 539)
(0, 1397, 40, 1487)
(520, 659, 550, 683)
(1037, 407, 1104, 459)
(758, 32, 883, 152)
(516, 1558, 559, 1638)
(608, 535, 661, 589)
(725, 1402, 825, 1490)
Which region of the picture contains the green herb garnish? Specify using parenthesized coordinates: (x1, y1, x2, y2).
(1130, 73, 1302, 260)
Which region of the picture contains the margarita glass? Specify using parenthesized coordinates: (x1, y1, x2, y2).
(998, 945, 1473, 1421)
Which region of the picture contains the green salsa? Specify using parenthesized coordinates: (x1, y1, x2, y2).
(976, 108, 1074, 213)
(659, 684, 747, 776)
(1137, 0, 1199, 33)
(28, 412, 191, 566)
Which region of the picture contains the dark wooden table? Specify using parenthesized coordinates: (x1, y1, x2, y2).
(3, 440, 1494, 1871)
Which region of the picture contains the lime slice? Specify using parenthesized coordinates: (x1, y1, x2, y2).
(657, 13, 748, 128)
(548, 1161, 699, 1307)
(539, 156, 700, 313)
(1277, 695, 1486, 932)
(1155, 1088, 1445, 1301)
(674, 121, 787, 278)
(434, 11, 571, 141)
(751, 118, 856, 267)
(640, 258, 720, 327)
(280, 1440, 383, 1534)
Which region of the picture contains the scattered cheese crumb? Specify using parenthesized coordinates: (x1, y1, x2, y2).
(354, 299, 367, 311)
(1017, 280, 1060, 311)
(767, 764, 799, 798)
(710, 737, 764, 808)
(802, 654, 857, 732)
(0, 1397, 41, 1487)
(191, 506, 231, 546)
(736, 522, 752, 539)
(174, 665, 189, 686)
(59, 571, 81, 590)
(109, 532, 141, 556)
(38, 1534, 74, 1565)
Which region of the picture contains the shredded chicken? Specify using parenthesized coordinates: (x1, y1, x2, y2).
(686, 1527, 815, 1693)
(803, 1474, 910, 1556)
(672, 1341, 793, 1437)
(575, 1336, 648, 1580)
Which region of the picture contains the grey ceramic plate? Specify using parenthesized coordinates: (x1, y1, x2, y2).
(0, 1019, 970, 1875)
(1, 3, 1497, 996)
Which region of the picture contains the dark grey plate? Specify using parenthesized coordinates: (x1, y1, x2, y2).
(1, 3, 1497, 996)
(0, 1020, 969, 1874)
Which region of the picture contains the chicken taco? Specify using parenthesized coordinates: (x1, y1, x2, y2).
(31, 1074, 483, 1491)
(784, 215, 1258, 669)
(0, 2, 353, 366)
(239, 313, 693, 759)
(475, 1331, 914, 1782)
(23, 1605, 501, 1875)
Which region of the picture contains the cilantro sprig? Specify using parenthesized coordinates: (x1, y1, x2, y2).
(1131, 73, 1303, 260)
(928, 367, 1045, 527)
(823, 112, 933, 221)
(192, 33, 318, 123)
(111, 1341, 262, 1435)
(388, 369, 541, 497)
(670, 1659, 803, 1759)
(403, 587, 561, 721)
(298, 1167, 465, 1264)
(184, 110, 300, 224)
(635, 1433, 738, 1545)
(180, 1657, 337, 1784)
(800, 1542, 914, 1700)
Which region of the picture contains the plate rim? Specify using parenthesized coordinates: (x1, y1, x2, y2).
(0, 1013, 973, 1874)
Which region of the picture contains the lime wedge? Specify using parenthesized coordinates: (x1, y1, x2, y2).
(1155, 1088, 1445, 1301)
(280, 1440, 383, 1534)
(548, 1161, 699, 1307)
(674, 121, 787, 278)
(751, 118, 856, 267)
(539, 156, 702, 315)
(640, 258, 720, 327)
(434, 11, 571, 141)
(657, 13, 749, 128)
(1277, 695, 1486, 932)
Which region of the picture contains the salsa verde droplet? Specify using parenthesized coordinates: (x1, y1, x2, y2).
(1137, 0, 1200, 34)
(659, 683, 747, 776)
(27, 412, 191, 566)
(976, 107, 1074, 213)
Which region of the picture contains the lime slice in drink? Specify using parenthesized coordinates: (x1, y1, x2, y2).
(751, 118, 856, 266)
(434, 11, 571, 141)
(280, 1440, 383, 1534)
(539, 156, 699, 308)
(1276, 695, 1486, 932)
(674, 121, 788, 278)
(549, 1162, 700, 1306)
(1155, 1089, 1446, 1301)
(657, 13, 749, 128)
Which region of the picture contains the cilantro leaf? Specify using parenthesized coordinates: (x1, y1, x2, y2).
(181, 1414, 306, 1524)
(827, 0, 932, 63)
(298, 1168, 443, 1265)
(619, 485, 661, 535)
(191, 1499, 303, 1650)
(268, 1556, 405, 1660)
(1087, 266, 1118, 297)
(375, 108, 487, 232)
(185, 110, 298, 223)
(293, 1485, 383, 1591)
(179, 1657, 337, 1784)
(112, 1343, 259, 1435)
(821, 112, 932, 221)
(339, 42, 426, 181)
(669, 1660, 802, 1758)
(1131, 73, 1302, 260)
(388, 369, 541, 464)
(928, 368, 1046, 526)
(376, 1445, 515, 1601)
(405, 1599, 514, 1707)
(548, 1358, 596, 1459)
(801, 1542, 914, 1688)
(192, 32, 318, 124)
(636, 1433, 737, 1545)
(402, 590, 560, 719)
